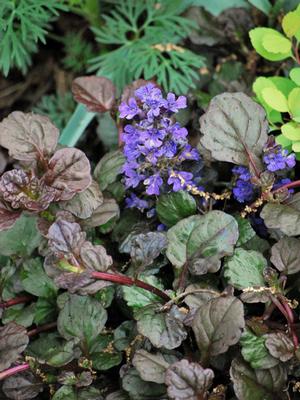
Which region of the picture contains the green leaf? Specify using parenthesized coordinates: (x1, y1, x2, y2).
(2, 303, 35, 328)
(52, 386, 76, 400)
(288, 88, 300, 122)
(132, 350, 171, 384)
(240, 329, 278, 369)
(260, 193, 300, 236)
(134, 304, 187, 350)
(94, 150, 125, 191)
(282, 10, 300, 38)
(166, 211, 238, 275)
(262, 33, 291, 54)
(281, 122, 300, 141)
(122, 368, 166, 400)
(89, 334, 122, 370)
(261, 87, 288, 112)
(230, 358, 287, 400)
(190, 0, 248, 16)
(26, 332, 77, 367)
(236, 216, 256, 246)
(34, 297, 57, 325)
(290, 67, 300, 85)
(200, 92, 268, 166)
(20, 258, 57, 298)
(224, 248, 267, 289)
(0, 214, 41, 256)
(57, 294, 107, 347)
(122, 276, 164, 309)
(113, 321, 136, 352)
(156, 191, 197, 227)
(192, 296, 244, 360)
(252, 77, 282, 124)
(248, 0, 271, 15)
(249, 28, 292, 61)
(271, 237, 300, 274)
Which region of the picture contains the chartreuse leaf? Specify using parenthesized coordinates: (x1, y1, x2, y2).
(192, 296, 244, 360)
(224, 248, 267, 289)
(261, 87, 288, 112)
(0, 214, 41, 256)
(166, 211, 238, 275)
(200, 92, 268, 166)
(292, 141, 300, 152)
(156, 190, 197, 227)
(290, 67, 300, 85)
(252, 77, 282, 124)
(240, 329, 278, 369)
(230, 358, 287, 400)
(282, 9, 300, 38)
(288, 88, 300, 122)
(57, 294, 107, 348)
(249, 28, 292, 61)
(281, 122, 300, 141)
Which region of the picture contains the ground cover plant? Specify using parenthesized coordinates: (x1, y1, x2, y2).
(2, 1, 300, 400)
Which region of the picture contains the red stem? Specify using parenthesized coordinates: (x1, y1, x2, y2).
(0, 364, 30, 381)
(27, 322, 57, 337)
(0, 295, 33, 309)
(272, 179, 300, 194)
(91, 272, 170, 301)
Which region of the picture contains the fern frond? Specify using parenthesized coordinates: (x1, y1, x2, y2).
(0, 0, 67, 76)
(89, 0, 205, 93)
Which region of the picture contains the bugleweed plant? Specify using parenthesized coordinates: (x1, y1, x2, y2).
(2, 76, 300, 400)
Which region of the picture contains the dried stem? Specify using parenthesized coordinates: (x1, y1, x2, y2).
(91, 271, 170, 301)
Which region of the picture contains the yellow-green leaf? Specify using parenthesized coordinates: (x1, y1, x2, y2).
(282, 11, 300, 38)
(281, 122, 300, 141)
(249, 28, 292, 61)
(275, 134, 292, 148)
(290, 68, 300, 86)
(262, 33, 291, 54)
(292, 141, 300, 152)
(261, 87, 288, 112)
(288, 88, 300, 121)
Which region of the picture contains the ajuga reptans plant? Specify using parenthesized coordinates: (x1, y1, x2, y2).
(2, 76, 300, 400)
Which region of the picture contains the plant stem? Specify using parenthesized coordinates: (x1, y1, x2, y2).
(272, 179, 300, 193)
(27, 322, 57, 337)
(160, 288, 220, 311)
(0, 364, 30, 381)
(91, 272, 170, 301)
(0, 295, 33, 309)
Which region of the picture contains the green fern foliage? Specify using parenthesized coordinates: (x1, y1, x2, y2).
(89, 0, 205, 93)
(33, 92, 75, 131)
(0, 0, 67, 76)
(62, 31, 95, 73)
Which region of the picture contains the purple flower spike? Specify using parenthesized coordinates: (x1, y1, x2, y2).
(119, 98, 140, 119)
(168, 171, 194, 192)
(144, 174, 163, 196)
(165, 93, 187, 112)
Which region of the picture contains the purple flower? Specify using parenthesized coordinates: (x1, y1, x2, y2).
(119, 98, 140, 119)
(135, 84, 165, 119)
(157, 141, 177, 158)
(124, 169, 145, 189)
(233, 180, 254, 203)
(140, 128, 165, 149)
(125, 193, 149, 211)
(168, 171, 194, 192)
(169, 123, 188, 144)
(144, 174, 163, 195)
(135, 83, 157, 101)
(179, 144, 200, 161)
(165, 93, 187, 112)
(263, 145, 296, 172)
(232, 166, 252, 181)
(157, 223, 166, 231)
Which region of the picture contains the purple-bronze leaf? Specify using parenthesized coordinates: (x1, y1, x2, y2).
(2, 371, 44, 400)
(44, 148, 92, 201)
(0, 112, 59, 163)
(0, 322, 29, 371)
(82, 197, 120, 229)
(72, 76, 116, 112)
(80, 241, 113, 272)
(47, 219, 86, 257)
(265, 332, 294, 362)
(0, 201, 21, 231)
(165, 359, 214, 400)
(60, 180, 103, 219)
(0, 169, 55, 211)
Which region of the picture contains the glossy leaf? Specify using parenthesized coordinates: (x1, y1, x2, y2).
(265, 332, 294, 362)
(2, 371, 44, 400)
(132, 350, 170, 384)
(192, 296, 244, 359)
(94, 150, 125, 191)
(200, 92, 268, 166)
(271, 237, 300, 274)
(0, 323, 29, 371)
